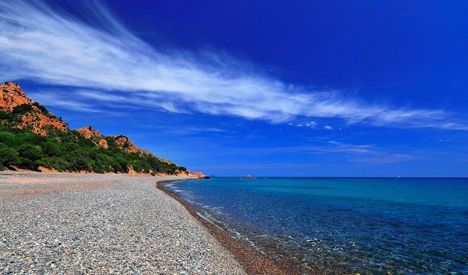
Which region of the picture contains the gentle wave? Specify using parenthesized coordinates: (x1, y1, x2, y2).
(168, 177, 468, 273)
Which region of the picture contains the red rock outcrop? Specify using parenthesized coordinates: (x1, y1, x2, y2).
(98, 138, 109, 149)
(115, 135, 149, 154)
(188, 172, 210, 179)
(1, 81, 204, 176)
(0, 82, 33, 112)
(1, 82, 68, 136)
(18, 112, 68, 136)
(77, 126, 110, 149)
(77, 128, 150, 154)
(77, 126, 102, 139)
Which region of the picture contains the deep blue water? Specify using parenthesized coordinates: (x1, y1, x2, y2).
(167, 178, 468, 273)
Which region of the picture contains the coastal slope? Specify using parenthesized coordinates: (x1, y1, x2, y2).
(0, 172, 244, 274)
(0, 82, 206, 178)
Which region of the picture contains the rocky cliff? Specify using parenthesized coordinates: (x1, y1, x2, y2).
(0, 82, 207, 178)
(0, 82, 33, 111)
(1, 82, 68, 136)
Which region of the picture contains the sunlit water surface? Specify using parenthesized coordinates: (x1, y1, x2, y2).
(167, 177, 468, 273)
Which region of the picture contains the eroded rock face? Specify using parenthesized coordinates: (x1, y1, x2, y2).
(77, 126, 103, 139)
(115, 135, 149, 154)
(77, 128, 149, 153)
(77, 127, 109, 149)
(188, 172, 210, 179)
(1, 82, 68, 136)
(0, 82, 33, 112)
(98, 138, 109, 149)
(18, 112, 68, 136)
(1, 81, 202, 176)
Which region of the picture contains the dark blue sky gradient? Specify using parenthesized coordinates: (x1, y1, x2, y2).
(18, 1, 468, 176)
(107, 0, 468, 108)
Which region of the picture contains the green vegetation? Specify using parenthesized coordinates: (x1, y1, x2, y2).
(0, 107, 186, 175)
(12, 104, 33, 114)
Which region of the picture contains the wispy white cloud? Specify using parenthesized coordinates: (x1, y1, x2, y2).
(230, 141, 375, 156)
(187, 140, 412, 164)
(75, 89, 188, 113)
(0, 0, 466, 130)
(291, 121, 318, 128)
(28, 92, 101, 113)
(350, 153, 412, 165)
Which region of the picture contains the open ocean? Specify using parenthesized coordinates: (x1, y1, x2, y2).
(167, 177, 468, 273)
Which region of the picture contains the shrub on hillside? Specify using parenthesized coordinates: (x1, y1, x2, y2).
(12, 104, 33, 114)
(0, 125, 186, 174)
(0, 145, 19, 169)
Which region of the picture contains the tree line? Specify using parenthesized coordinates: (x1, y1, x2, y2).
(0, 107, 187, 175)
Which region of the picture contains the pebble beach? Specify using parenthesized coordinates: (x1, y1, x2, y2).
(0, 172, 245, 274)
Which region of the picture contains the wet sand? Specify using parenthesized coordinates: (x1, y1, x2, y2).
(157, 180, 305, 275)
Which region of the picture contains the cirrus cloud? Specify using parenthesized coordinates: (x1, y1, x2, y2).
(0, 0, 466, 130)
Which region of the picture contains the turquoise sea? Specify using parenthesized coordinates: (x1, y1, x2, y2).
(167, 178, 468, 273)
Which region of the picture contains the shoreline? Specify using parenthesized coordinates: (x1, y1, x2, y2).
(0, 171, 306, 273)
(157, 179, 303, 275)
(0, 172, 245, 273)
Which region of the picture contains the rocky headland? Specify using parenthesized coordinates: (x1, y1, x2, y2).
(0, 82, 207, 178)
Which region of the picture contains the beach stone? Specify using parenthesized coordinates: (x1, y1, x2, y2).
(0, 172, 245, 274)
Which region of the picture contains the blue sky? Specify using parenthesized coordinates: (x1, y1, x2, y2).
(1, 0, 467, 176)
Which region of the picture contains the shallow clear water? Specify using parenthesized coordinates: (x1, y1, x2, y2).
(167, 178, 468, 273)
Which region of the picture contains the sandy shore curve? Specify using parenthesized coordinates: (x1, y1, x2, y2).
(0, 171, 245, 274)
